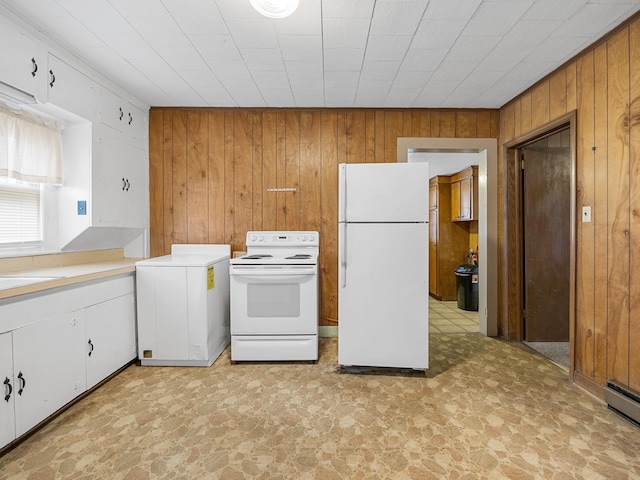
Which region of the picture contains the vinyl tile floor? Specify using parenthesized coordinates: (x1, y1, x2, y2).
(2, 335, 639, 479)
(429, 302, 571, 371)
(429, 299, 479, 333)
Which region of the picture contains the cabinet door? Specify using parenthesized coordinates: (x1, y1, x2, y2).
(122, 142, 147, 228)
(125, 103, 149, 148)
(85, 294, 137, 389)
(429, 184, 437, 210)
(12, 311, 86, 437)
(94, 84, 124, 132)
(47, 54, 94, 120)
(92, 125, 147, 228)
(0, 21, 44, 100)
(451, 181, 461, 221)
(92, 125, 124, 227)
(0, 332, 15, 449)
(459, 177, 472, 220)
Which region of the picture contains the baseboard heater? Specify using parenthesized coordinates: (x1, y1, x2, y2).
(605, 381, 640, 427)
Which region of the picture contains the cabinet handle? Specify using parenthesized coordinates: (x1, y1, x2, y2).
(31, 58, 38, 77)
(125, 179, 130, 191)
(88, 339, 94, 357)
(119, 107, 124, 121)
(122, 177, 126, 191)
(49, 69, 55, 88)
(3, 377, 11, 402)
(128, 112, 132, 125)
(17, 372, 25, 395)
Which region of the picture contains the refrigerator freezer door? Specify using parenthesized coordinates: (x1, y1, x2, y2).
(338, 222, 429, 369)
(339, 163, 429, 223)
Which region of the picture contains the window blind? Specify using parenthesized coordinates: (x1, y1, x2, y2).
(0, 180, 41, 245)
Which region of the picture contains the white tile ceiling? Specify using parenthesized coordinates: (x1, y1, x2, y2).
(2, 0, 639, 108)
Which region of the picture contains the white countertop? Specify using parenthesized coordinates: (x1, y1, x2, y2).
(0, 259, 139, 300)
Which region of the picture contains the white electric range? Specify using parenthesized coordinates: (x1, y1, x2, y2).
(229, 231, 319, 362)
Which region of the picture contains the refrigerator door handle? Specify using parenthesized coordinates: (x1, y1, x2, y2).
(340, 223, 347, 288)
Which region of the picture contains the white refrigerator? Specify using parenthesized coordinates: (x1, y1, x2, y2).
(338, 162, 430, 370)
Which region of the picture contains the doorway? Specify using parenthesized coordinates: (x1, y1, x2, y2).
(522, 128, 571, 342)
(503, 111, 577, 377)
(397, 137, 498, 337)
(521, 128, 571, 370)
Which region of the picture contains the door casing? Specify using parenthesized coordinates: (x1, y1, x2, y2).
(522, 129, 571, 342)
(503, 111, 577, 380)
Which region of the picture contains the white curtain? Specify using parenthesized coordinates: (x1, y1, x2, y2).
(0, 102, 62, 185)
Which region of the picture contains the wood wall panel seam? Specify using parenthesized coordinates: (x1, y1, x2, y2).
(575, 51, 596, 378)
(593, 42, 609, 387)
(627, 19, 640, 391)
(605, 29, 630, 386)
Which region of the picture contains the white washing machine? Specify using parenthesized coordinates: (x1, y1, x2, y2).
(136, 244, 230, 366)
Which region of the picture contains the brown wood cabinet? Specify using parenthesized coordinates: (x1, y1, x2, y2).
(451, 166, 478, 222)
(429, 176, 471, 301)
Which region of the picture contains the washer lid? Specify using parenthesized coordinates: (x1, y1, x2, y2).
(136, 244, 230, 267)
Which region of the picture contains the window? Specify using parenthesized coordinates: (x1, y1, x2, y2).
(0, 177, 42, 249)
(0, 102, 62, 253)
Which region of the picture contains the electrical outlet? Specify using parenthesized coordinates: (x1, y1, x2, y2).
(77, 200, 87, 215)
(582, 206, 591, 223)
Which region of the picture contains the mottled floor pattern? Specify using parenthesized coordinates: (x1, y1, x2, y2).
(2, 335, 640, 480)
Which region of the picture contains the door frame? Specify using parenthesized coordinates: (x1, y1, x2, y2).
(503, 111, 577, 379)
(397, 137, 498, 337)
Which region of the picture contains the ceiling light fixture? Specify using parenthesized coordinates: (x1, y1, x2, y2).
(249, 0, 299, 19)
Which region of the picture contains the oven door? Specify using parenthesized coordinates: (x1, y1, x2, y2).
(230, 265, 318, 335)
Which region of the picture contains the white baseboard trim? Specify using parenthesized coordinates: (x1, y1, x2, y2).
(319, 326, 338, 337)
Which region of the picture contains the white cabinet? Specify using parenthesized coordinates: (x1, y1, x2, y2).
(95, 89, 148, 146)
(94, 84, 125, 132)
(91, 124, 147, 228)
(0, 274, 137, 449)
(0, 332, 15, 449)
(0, 19, 45, 101)
(12, 311, 86, 437)
(58, 122, 148, 249)
(85, 293, 136, 389)
(47, 54, 95, 120)
(126, 102, 148, 147)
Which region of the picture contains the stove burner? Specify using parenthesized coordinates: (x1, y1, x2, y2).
(243, 254, 273, 260)
(285, 254, 312, 259)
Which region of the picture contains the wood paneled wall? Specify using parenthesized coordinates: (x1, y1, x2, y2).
(149, 108, 499, 326)
(500, 16, 640, 394)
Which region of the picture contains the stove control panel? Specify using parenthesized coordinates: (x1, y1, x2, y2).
(246, 231, 319, 247)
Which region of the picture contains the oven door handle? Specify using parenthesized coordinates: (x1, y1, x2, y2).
(230, 268, 316, 277)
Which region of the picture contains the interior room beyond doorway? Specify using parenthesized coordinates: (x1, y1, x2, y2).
(398, 137, 497, 338)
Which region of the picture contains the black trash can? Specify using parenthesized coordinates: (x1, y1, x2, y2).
(454, 264, 479, 311)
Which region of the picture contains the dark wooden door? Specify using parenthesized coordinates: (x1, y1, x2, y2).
(522, 129, 571, 341)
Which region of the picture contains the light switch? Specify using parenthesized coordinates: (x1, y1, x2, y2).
(77, 200, 87, 215)
(582, 206, 591, 223)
